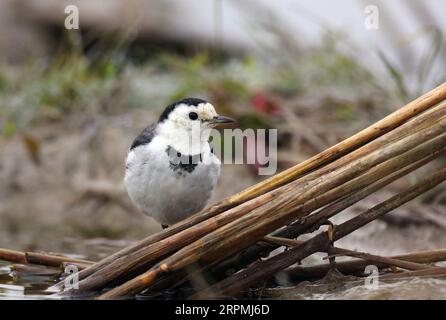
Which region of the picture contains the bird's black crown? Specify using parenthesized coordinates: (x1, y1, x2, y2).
(158, 98, 207, 123)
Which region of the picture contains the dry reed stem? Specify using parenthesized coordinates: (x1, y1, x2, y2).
(98, 130, 446, 299)
(286, 248, 446, 280)
(205, 167, 446, 298)
(211, 149, 445, 277)
(264, 236, 430, 271)
(0, 248, 93, 268)
(79, 121, 446, 295)
(66, 84, 446, 287)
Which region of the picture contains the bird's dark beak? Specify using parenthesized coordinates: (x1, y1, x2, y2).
(212, 115, 235, 124)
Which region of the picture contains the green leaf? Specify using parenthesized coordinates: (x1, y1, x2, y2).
(2, 122, 16, 137)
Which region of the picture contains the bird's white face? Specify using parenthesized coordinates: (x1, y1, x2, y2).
(165, 102, 219, 130)
(156, 101, 234, 154)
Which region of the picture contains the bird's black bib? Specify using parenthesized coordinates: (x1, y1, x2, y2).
(165, 146, 203, 175)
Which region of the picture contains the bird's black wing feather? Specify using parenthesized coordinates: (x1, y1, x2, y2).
(130, 124, 157, 150)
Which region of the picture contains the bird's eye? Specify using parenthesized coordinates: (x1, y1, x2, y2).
(189, 112, 198, 120)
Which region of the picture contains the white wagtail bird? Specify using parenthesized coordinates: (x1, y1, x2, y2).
(124, 98, 234, 229)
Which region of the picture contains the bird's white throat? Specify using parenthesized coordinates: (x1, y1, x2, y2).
(156, 120, 212, 155)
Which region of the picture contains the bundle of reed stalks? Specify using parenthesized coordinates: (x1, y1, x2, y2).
(0, 248, 94, 279)
(2, 83, 446, 299)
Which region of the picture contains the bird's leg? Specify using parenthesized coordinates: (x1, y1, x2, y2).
(162, 224, 169, 230)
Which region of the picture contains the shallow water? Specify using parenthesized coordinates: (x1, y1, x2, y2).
(0, 239, 128, 300)
(1, 211, 446, 300)
(0, 261, 59, 300)
(259, 270, 446, 300)
(3, 256, 446, 300)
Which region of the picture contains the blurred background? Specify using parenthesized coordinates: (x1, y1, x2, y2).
(0, 0, 445, 288)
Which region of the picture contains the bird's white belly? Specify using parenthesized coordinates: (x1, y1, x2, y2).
(124, 142, 220, 225)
